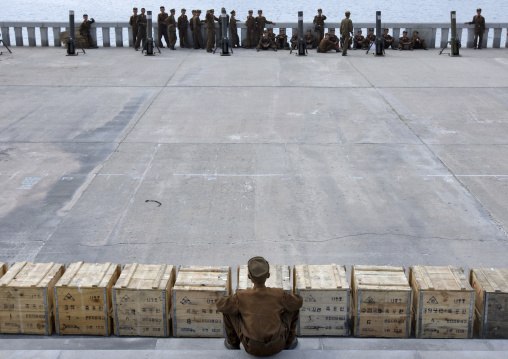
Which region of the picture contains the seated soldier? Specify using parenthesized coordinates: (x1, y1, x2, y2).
(411, 30, 428, 50)
(256, 30, 277, 51)
(305, 29, 316, 48)
(353, 29, 366, 49)
(317, 33, 338, 53)
(382, 28, 395, 49)
(365, 28, 376, 45)
(276, 28, 289, 50)
(329, 29, 340, 51)
(267, 28, 276, 44)
(217, 257, 303, 356)
(398, 30, 413, 50)
(290, 29, 299, 49)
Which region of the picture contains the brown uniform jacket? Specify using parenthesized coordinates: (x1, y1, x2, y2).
(79, 19, 95, 36)
(129, 15, 138, 29)
(158, 13, 168, 27)
(313, 15, 327, 27)
(340, 18, 353, 35)
(256, 16, 273, 30)
(178, 15, 189, 31)
(245, 16, 256, 29)
(230, 17, 238, 31)
(217, 288, 303, 343)
(205, 13, 216, 29)
(329, 34, 339, 44)
(165, 15, 176, 32)
(366, 34, 376, 42)
(137, 14, 147, 28)
(290, 34, 299, 44)
(468, 15, 485, 32)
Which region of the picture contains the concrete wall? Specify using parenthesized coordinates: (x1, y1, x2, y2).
(1, 21, 508, 49)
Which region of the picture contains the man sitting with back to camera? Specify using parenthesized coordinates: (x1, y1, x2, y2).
(217, 257, 303, 356)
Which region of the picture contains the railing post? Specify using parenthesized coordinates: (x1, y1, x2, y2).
(115, 26, 123, 47)
(102, 27, 110, 47)
(1, 27, 11, 46)
(52, 27, 61, 46)
(393, 28, 400, 48)
(128, 27, 133, 47)
(27, 27, 36, 46)
(91, 27, 97, 46)
(466, 27, 474, 47)
(14, 27, 23, 46)
(481, 28, 489, 49)
(440, 27, 449, 48)
(40, 26, 49, 46)
(492, 28, 501, 48)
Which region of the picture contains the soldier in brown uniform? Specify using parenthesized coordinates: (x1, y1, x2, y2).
(267, 28, 276, 44)
(193, 10, 205, 49)
(465, 8, 486, 49)
(135, 8, 147, 50)
(382, 28, 395, 49)
(398, 30, 412, 50)
(80, 14, 97, 48)
(329, 29, 340, 50)
(317, 33, 338, 53)
(340, 11, 353, 56)
(205, 9, 218, 52)
(190, 10, 197, 48)
(129, 8, 138, 47)
(411, 30, 428, 50)
(178, 9, 190, 48)
(275, 28, 289, 50)
(245, 10, 256, 48)
(166, 9, 177, 50)
(290, 29, 299, 50)
(365, 28, 376, 47)
(256, 10, 276, 46)
(230, 10, 240, 48)
(313, 9, 327, 44)
(157, 6, 169, 48)
(353, 29, 366, 49)
(305, 29, 316, 48)
(217, 257, 302, 356)
(256, 30, 277, 51)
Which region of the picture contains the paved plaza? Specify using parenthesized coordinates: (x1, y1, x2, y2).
(0, 46, 508, 357)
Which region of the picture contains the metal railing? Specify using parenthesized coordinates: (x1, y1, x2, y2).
(1, 21, 508, 49)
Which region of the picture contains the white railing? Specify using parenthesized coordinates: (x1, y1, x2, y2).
(1, 21, 508, 49)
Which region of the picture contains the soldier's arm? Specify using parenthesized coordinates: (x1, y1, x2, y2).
(322, 15, 327, 20)
(283, 292, 303, 312)
(216, 294, 239, 315)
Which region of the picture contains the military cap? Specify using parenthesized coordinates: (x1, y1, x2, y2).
(133, 7, 138, 10)
(160, 6, 165, 9)
(403, 30, 407, 33)
(182, 9, 186, 11)
(197, 10, 201, 13)
(384, 28, 389, 31)
(357, 29, 362, 32)
(230, 10, 235, 14)
(83, 14, 88, 17)
(248, 10, 253, 13)
(477, 8, 482, 11)
(318, 9, 322, 11)
(369, 28, 374, 31)
(345, 11, 350, 15)
(170, 9, 175, 12)
(258, 10, 263, 13)
(248, 257, 269, 279)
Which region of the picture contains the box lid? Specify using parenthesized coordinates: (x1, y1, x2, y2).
(472, 267, 508, 293)
(0, 261, 64, 288)
(353, 265, 410, 291)
(294, 264, 348, 290)
(114, 263, 175, 290)
(173, 265, 230, 292)
(55, 262, 119, 288)
(411, 265, 472, 291)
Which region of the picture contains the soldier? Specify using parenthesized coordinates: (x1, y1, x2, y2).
(465, 8, 486, 49)
(245, 10, 256, 48)
(366, 28, 376, 46)
(353, 29, 366, 49)
(290, 29, 299, 50)
(230, 10, 240, 48)
(178, 9, 190, 48)
(340, 11, 353, 56)
(256, 30, 277, 51)
(305, 29, 316, 48)
(129, 8, 138, 47)
(217, 257, 302, 356)
(317, 33, 338, 53)
(382, 28, 395, 50)
(135, 8, 147, 50)
(313, 9, 327, 44)
(256, 10, 276, 45)
(329, 29, 340, 50)
(398, 30, 412, 50)
(79, 14, 97, 48)
(165, 9, 177, 50)
(205, 9, 218, 52)
(267, 28, 276, 43)
(411, 30, 428, 50)
(193, 10, 205, 49)
(158, 6, 169, 48)
(190, 10, 196, 47)
(275, 28, 289, 50)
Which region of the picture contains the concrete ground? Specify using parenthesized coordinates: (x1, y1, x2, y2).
(1, 46, 508, 357)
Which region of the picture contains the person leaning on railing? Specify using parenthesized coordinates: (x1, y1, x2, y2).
(464, 8, 486, 49)
(80, 14, 98, 48)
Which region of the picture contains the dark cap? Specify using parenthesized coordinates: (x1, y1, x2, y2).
(83, 14, 88, 17)
(170, 9, 175, 12)
(248, 257, 269, 279)
(258, 10, 263, 13)
(318, 9, 322, 11)
(182, 9, 186, 11)
(345, 11, 351, 15)
(133, 7, 138, 11)
(384, 28, 389, 31)
(403, 30, 407, 33)
(477, 8, 482, 11)
(230, 10, 235, 14)
(249, 10, 253, 13)
(369, 28, 374, 31)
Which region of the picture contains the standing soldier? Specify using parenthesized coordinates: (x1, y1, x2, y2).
(190, 10, 196, 47)
(129, 8, 138, 47)
(313, 9, 327, 44)
(178, 9, 190, 48)
(465, 8, 486, 49)
(230, 10, 240, 48)
(329, 29, 340, 51)
(205, 9, 217, 52)
(158, 6, 169, 48)
(340, 11, 353, 56)
(166, 9, 177, 50)
(245, 10, 256, 48)
(256, 10, 276, 46)
(80, 14, 97, 48)
(135, 8, 147, 51)
(193, 10, 205, 49)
